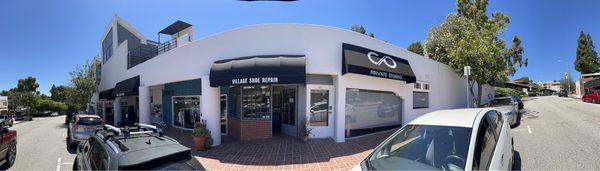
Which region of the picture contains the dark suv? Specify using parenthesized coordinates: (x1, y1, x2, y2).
(73, 124, 205, 170)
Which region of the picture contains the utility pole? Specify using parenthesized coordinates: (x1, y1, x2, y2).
(464, 66, 471, 108)
(565, 72, 570, 96)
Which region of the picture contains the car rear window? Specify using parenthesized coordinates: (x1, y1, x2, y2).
(119, 150, 204, 170)
(78, 117, 101, 125)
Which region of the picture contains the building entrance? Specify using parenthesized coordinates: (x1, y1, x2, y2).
(272, 86, 297, 136)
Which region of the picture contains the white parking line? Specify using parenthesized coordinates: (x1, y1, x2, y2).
(527, 125, 532, 134)
(56, 157, 62, 171)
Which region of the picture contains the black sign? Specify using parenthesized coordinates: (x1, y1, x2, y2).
(209, 55, 306, 87)
(342, 43, 416, 83)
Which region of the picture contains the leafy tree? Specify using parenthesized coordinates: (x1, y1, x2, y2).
(350, 25, 375, 38)
(424, 0, 527, 106)
(36, 99, 67, 113)
(50, 85, 72, 103)
(574, 31, 600, 74)
(16, 77, 39, 92)
(559, 71, 575, 93)
(67, 60, 97, 111)
(350, 25, 366, 34)
(407, 41, 424, 56)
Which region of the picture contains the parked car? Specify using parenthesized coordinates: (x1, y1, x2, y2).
(582, 90, 600, 103)
(0, 126, 17, 168)
(558, 91, 568, 97)
(509, 94, 524, 110)
(488, 97, 519, 127)
(67, 115, 103, 148)
(0, 114, 13, 127)
(13, 112, 32, 121)
(73, 124, 205, 170)
(353, 108, 514, 170)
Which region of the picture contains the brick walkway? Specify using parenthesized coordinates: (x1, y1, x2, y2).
(167, 129, 396, 170)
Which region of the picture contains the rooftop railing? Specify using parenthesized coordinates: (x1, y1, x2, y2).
(127, 39, 179, 69)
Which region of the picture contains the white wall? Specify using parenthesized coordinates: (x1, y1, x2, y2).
(98, 22, 494, 139)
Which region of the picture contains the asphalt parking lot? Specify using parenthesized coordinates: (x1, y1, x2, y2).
(512, 95, 600, 170)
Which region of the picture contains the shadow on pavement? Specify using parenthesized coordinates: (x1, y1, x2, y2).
(513, 151, 522, 170)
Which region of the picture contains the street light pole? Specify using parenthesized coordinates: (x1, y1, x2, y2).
(464, 66, 471, 108)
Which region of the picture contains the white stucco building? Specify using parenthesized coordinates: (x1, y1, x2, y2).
(91, 16, 494, 146)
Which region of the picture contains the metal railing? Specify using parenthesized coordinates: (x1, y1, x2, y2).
(127, 39, 179, 69)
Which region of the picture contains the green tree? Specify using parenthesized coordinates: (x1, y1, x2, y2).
(574, 31, 600, 74)
(424, 0, 527, 106)
(50, 85, 72, 103)
(559, 71, 575, 93)
(407, 41, 424, 56)
(17, 77, 39, 92)
(68, 60, 97, 111)
(350, 25, 375, 38)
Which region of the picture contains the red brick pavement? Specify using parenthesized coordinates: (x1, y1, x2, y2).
(166, 128, 395, 170)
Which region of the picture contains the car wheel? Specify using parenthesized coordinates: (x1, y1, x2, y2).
(594, 99, 597, 104)
(3, 141, 16, 168)
(9, 121, 12, 127)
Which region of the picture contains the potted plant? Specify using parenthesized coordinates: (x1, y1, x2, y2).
(191, 119, 211, 151)
(300, 118, 313, 142)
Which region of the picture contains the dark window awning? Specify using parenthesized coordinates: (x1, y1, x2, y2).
(342, 43, 416, 83)
(113, 76, 140, 97)
(99, 89, 115, 101)
(209, 55, 306, 87)
(158, 20, 192, 35)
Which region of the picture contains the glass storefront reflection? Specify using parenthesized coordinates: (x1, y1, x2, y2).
(173, 96, 200, 129)
(345, 89, 403, 137)
(310, 90, 329, 126)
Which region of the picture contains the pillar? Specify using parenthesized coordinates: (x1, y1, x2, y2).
(200, 75, 221, 146)
(334, 75, 346, 143)
(113, 97, 122, 127)
(139, 86, 151, 124)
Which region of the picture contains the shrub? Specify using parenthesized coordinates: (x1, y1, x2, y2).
(495, 87, 527, 98)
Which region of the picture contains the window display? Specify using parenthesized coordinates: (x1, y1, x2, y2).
(173, 96, 200, 129)
(241, 85, 271, 120)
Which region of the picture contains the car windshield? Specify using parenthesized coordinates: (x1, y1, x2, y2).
(489, 98, 512, 107)
(366, 125, 472, 170)
(78, 117, 101, 125)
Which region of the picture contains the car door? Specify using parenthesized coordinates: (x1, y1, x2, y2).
(471, 111, 509, 170)
(0, 128, 8, 158)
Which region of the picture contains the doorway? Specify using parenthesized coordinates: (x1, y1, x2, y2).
(307, 85, 335, 138)
(272, 85, 298, 136)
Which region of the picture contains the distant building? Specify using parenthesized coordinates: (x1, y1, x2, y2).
(577, 73, 600, 98)
(0, 96, 7, 115)
(502, 81, 534, 95)
(538, 81, 561, 93)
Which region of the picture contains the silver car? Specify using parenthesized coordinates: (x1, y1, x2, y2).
(67, 115, 103, 148)
(488, 97, 519, 126)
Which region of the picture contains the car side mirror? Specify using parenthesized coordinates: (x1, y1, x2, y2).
(77, 144, 84, 152)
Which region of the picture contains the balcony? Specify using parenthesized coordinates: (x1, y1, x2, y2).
(127, 39, 179, 69)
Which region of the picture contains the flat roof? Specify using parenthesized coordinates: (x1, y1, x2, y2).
(158, 20, 192, 35)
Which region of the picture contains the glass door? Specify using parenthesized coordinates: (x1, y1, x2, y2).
(306, 85, 335, 138)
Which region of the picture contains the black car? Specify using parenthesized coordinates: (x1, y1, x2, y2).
(558, 91, 569, 97)
(73, 124, 205, 170)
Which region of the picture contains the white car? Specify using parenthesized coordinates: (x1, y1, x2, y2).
(353, 108, 514, 171)
(488, 97, 519, 126)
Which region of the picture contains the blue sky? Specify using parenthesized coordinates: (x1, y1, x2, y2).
(1, 0, 599, 94)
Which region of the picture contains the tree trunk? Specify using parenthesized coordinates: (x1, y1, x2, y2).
(467, 81, 483, 107)
(476, 84, 483, 107)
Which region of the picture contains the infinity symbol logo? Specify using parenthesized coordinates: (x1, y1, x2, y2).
(367, 52, 397, 68)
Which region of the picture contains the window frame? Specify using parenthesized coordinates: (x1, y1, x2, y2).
(171, 95, 201, 130)
(472, 111, 501, 170)
(412, 91, 429, 109)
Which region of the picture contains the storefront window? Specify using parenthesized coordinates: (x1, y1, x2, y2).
(310, 90, 329, 126)
(173, 96, 200, 129)
(241, 85, 272, 120)
(345, 88, 403, 137)
(228, 86, 241, 118)
(413, 92, 429, 109)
